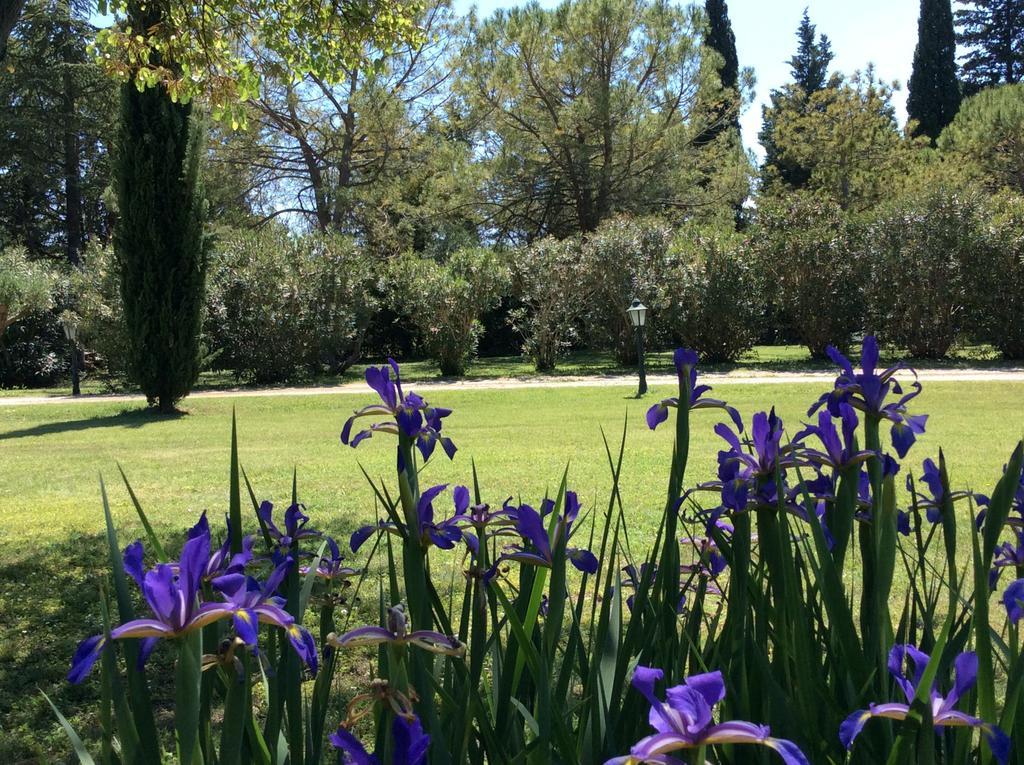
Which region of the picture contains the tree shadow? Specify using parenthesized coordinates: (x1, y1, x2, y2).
(0, 408, 186, 441)
(0, 534, 176, 762)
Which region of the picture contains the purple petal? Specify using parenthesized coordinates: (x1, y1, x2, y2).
(454, 486, 470, 515)
(567, 548, 598, 574)
(392, 714, 430, 765)
(646, 402, 671, 431)
(123, 540, 145, 590)
(233, 609, 260, 646)
(330, 726, 379, 765)
(67, 634, 107, 684)
(683, 670, 726, 709)
(631, 665, 665, 709)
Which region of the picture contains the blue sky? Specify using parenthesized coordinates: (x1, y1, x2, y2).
(455, 0, 923, 158)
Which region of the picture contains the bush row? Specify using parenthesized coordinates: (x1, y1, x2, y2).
(4, 182, 1022, 388)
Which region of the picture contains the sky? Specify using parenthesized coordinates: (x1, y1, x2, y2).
(454, 0, 923, 159)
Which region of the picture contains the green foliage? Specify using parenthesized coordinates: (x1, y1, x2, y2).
(865, 181, 992, 358)
(114, 79, 207, 412)
(759, 9, 834, 189)
(205, 227, 378, 384)
(663, 227, 764, 362)
(908, 0, 962, 142)
(752, 192, 865, 357)
(459, 0, 747, 239)
(962, 192, 1024, 358)
(938, 82, 1024, 193)
(767, 69, 916, 211)
(70, 242, 130, 381)
(578, 217, 675, 365)
(90, 0, 424, 127)
(509, 236, 590, 372)
(0, 0, 116, 260)
(0, 245, 56, 339)
(390, 247, 511, 376)
(955, 0, 1024, 93)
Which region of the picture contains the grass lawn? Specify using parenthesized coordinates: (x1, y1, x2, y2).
(0, 343, 1015, 398)
(1, 378, 1022, 760)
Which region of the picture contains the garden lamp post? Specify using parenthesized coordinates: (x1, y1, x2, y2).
(61, 315, 80, 396)
(626, 299, 648, 395)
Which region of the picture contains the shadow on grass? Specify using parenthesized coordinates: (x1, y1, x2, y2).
(0, 534, 178, 763)
(0, 408, 185, 442)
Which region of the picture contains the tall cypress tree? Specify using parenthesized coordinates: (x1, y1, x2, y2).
(908, 0, 962, 141)
(115, 2, 207, 413)
(956, 0, 1024, 93)
(695, 0, 741, 145)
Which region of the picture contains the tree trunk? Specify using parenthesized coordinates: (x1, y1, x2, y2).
(61, 2, 82, 266)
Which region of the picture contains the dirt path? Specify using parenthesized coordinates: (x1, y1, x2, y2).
(2, 368, 1023, 407)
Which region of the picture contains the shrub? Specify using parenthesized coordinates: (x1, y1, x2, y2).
(0, 246, 62, 387)
(206, 227, 377, 384)
(390, 247, 510, 376)
(864, 182, 990, 358)
(509, 235, 590, 371)
(963, 192, 1024, 358)
(579, 216, 675, 365)
(751, 192, 865, 357)
(71, 242, 131, 382)
(663, 227, 765, 362)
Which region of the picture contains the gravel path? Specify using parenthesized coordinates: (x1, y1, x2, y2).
(2, 368, 1023, 407)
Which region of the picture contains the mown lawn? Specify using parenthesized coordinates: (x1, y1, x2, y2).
(1, 378, 1022, 760)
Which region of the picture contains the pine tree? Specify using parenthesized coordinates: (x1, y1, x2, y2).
(956, 0, 1024, 93)
(759, 9, 834, 188)
(115, 2, 207, 413)
(908, 0, 962, 141)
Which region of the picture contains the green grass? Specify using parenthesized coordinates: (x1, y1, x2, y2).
(1, 379, 1023, 760)
(0, 342, 1016, 398)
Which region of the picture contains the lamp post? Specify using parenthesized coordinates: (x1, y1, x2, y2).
(626, 299, 648, 395)
(60, 315, 80, 396)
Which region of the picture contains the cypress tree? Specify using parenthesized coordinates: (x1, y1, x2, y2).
(695, 0, 741, 144)
(908, 0, 962, 142)
(704, 0, 739, 94)
(788, 9, 833, 94)
(115, 2, 207, 413)
(956, 0, 1024, 93)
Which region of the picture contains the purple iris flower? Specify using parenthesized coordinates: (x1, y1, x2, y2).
(498, 492, 598, 574)
(605, 666, 809, 764)
(907, 458, 979, 523)
(1002, 578, 1024, 623)
(350, 484, 464, 553)
(794, 403, 875, 471)
(646, 349, 743, 432)
(211, 558, 318, 672)
(450, 487, 517, 556)
(806, 465, 912, 536)
(69, 529, 236, 683)
(256, 501, 333, 556)
(328, 604, 465, 657)
(991, 530, 1024, 590)
(187, 512, 254, 579)
(975, 461, 1024, 530)
(330, 714, 430, 765)
(693, 409, 806, 516)
(340, 360, 455, 465)
(840, 644, 1009, 764)
(810, 336, 928, 458)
